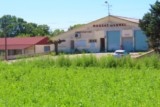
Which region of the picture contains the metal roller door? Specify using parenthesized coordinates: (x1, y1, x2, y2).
(134, 30, 148, 51)
(122, 37, 133, 52)
(107, 31, 120, 52)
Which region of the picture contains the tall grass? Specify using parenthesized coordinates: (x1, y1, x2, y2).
(17, 54, 159, 69)
(71, 54, 98, 67)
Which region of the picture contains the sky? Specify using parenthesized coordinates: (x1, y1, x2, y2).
(0, 0, 157, 31)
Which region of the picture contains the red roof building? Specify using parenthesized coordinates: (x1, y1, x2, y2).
(0, 37, 53, 60)
(0, 37, 50, 50)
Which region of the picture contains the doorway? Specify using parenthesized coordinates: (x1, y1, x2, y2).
(100, 38, 105, 52)
(70, 40, 74, 50)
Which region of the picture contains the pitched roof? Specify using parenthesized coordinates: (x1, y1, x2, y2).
(0, 37, 49, 50)
(110, 15, 139, 23)
(0, 45, 31, 50)
(53, 15, 140, 40)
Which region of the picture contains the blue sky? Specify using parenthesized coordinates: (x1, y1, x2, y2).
(0, 0, 157, 30)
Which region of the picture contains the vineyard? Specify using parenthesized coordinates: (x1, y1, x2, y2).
(0, 54, 160, 106)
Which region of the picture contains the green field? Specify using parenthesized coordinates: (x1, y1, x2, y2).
(0, 55, 160, 107)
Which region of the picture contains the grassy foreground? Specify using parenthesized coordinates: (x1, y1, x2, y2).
(0, 54, 160, 107)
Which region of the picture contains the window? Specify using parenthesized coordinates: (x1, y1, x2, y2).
(0, 50, 5, 56)
(8, 50, 22, 56)
(44, 46, 50, 52)
(89, 39, 97, 43)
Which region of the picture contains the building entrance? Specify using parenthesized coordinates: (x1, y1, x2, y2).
(100, 38, 105, 52)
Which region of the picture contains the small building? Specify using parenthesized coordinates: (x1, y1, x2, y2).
(52, 15, 149, 53)
(0, 37, 54, 59)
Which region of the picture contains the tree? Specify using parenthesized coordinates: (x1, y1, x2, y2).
(139, 1, 160, 51)
(68, 24, 85, 31)
(51, 29, 65, 37)
(0, 15, 51, 37)
(0, 15, 16, 37)
(53, 39, 65, 55)
(37, 25, 50, 36)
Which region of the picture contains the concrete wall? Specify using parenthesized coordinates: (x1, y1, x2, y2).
(35, 44, 54, 54)
(23, 44, 55, 55)
(56, 30, 105, 53)
(24, 46, 35, 54)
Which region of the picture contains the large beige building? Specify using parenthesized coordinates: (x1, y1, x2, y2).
(52, 15, 148, 53)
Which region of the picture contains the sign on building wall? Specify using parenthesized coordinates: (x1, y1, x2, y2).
(93, 23, 126, 28)
(122, 30, 133, 37)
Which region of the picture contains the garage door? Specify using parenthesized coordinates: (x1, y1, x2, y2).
(122, 37, 133, 52)
(107, 31, 120, 52)
(134, 30, 148, 51)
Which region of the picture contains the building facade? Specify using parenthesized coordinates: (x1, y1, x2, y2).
(52, 15, 148, 53)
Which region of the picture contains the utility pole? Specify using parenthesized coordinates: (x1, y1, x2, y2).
(2, 18, 8, 60)
(5, 33, 7, 60)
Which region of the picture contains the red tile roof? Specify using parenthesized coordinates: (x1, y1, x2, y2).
(0, 45, 31, 50)
(0, 37, 50, 50)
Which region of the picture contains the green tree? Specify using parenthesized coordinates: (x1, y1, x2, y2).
(0, 15, 51, 37)
(51, 29, 65, 37)
(37, 25, 50, 36)
(68, 24, 85, 31)
(139, 1, 160, 50)
(0, 15, 17, 37)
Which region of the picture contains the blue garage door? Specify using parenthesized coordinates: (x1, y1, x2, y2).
(107, 31, 120, 52)
(134, 30, 148, 51)
(122, 37, 133, 52)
